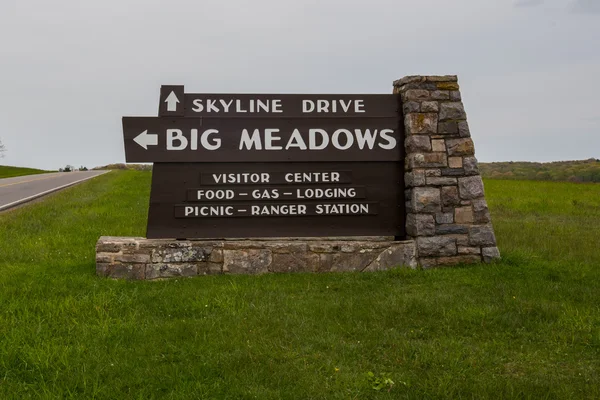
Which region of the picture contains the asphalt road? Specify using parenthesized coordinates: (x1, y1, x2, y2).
(0, 170, 109, 211)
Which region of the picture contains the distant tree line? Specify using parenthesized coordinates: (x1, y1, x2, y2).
(480, 159, 600, 183)
(59, 165, 89, 172)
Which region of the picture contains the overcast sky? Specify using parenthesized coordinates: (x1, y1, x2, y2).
(1, 0, 598, 169)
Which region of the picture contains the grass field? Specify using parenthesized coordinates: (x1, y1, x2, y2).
(0, 171, 598, 399)
(0, 165, 51, 179)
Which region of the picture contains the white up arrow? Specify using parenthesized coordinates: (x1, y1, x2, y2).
(133, 130, 158, 150)
(164, 91, 180, 112)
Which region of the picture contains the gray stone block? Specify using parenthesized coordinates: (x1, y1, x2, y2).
(455, 206, 474, 224)
(448, 157, 463, 168)
(472, 199, 491, 223)
(417, 236, 457, 257)
(421, 101, 439, 112)
(436, 212, 454, 224)
(482, 247, 501, 263)
(405, 113, 438, 134)
(406, 213, 435, 237)
(458, 121, 471, 137)
(458, 246, 481, 255)
(458, 176, 485, 200)
(430, 90, 450, 100)
(463, 156, 479, 175)
(441, 186, 460, 207)
(438, 122, 459, 134)
(101, 263, 146, 280)
(406, 135, 431, 152)
(270, 252, 319, 273)
(223, 249, 272, 274)
(441, 168, 466, 176)
(405, 170, 426, 187)
(402, 101, 420, 114)
(426, 177, 457, 186)
(402, 90, 430, 101)
(411, 187, 441, 213)
(439, 102, 467, 121)
(114, 253, 151, 263)
(450, 91, 461, 101)
(446, 138, 475, 156)
(425, 169, 442, 177)
(365, 242, 418, 271)
(319, 252, 375, 272)
(408, 153, 447, 169)
(469, 225, 497, 247)
(151, 246, 210, 263)
(394, 76, 424, 86)
(399, 82, 438, 91)
(436, 224, 469, 235)
(426, 75, 458, 82)
(146, 264, 198, 280)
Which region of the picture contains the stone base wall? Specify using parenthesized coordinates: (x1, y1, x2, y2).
(96, 236, 417, 280)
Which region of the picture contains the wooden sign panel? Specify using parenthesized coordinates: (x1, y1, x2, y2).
(123, 86, 406, 239)
(147, 162, 404, 239)
(122, 117, 402, 163)
(157, 91, 400, 118)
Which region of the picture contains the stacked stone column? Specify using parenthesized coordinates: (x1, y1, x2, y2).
(394, 75, 500, 268)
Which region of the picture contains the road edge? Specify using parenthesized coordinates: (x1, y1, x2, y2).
(0, 171, 111, 212)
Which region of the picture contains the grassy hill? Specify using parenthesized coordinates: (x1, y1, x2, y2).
(0, 172, 598, 398)
(93, 163, 152, 171)
(480, 158, 600, 183)
(0, 165, 51, 179)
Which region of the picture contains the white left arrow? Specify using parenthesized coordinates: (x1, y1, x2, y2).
(165, 91, 180, 112)
(133, 130, 158, 150)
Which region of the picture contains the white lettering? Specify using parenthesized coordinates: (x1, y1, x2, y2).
(257, 99, 269, 113)
(207, 99, 219, 113)
(285, 129, 307, 150)
(339, 99, 351, 113)
(378, 129, 397, 150)
(167, 129, 187, 150)
(355, 100, 365, 113)
(332, 129, 354, 150)
(190, 128, 198, 150)
(302, 100, 315, 113)
(317, 99, 329, 113)
(239, 129, 262, 150)
(309, 129, 329, 150)
(250, 204, 307, 216)
(236, 99, 247, 113)
(264, 129, 282, 150)
(192, 99, 204, 112)
(201, 129, 221, 150)
(354, 129, 378, 150)
(220, 99, 233, 112)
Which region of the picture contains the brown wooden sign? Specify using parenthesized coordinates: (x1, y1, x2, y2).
(122, 117, 402, 163)
(123, 86, 406, 239)
(147, 162, 404, 239)
(186, 185, 367, 202)
(157, 89, 400, 118)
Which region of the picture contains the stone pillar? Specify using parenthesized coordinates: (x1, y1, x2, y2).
(394, 75, 500, 268)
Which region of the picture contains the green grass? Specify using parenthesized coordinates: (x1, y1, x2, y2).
(0, 165, 51, 179)
(0, 171, 598, 399)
